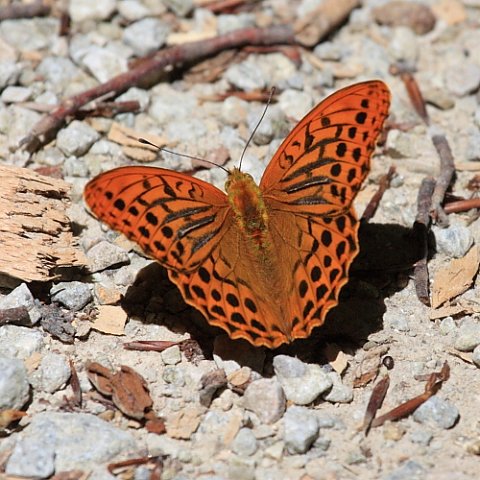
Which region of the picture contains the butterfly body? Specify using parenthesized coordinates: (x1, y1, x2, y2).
(84, 81, 391, 348)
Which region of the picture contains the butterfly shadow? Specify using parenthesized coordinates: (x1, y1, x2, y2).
(121, 221, 430, 367)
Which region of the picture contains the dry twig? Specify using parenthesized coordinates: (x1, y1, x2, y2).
(0, 0, 49, 20)
(361, 166, 396, 222)
(413, 177, 436, 305)
(21, 25, 295, 154)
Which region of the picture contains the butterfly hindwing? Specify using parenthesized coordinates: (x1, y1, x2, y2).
(84, 166, 230, 272)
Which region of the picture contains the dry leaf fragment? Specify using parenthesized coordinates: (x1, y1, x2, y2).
(87, 362, 153, 420)
(324, 342, 349, 374)
(362, 375, 390, 434)
(370, 362, 450, 428)
(199, 369, 227, 407)
(431, 246, 480, 309)
(92, 305, 127, 335)
(0, 409, 27, 430)
(353, 345, 389, 388)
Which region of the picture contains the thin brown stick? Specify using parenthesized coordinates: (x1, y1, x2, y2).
(392, 65, 455, 226)
(413, 177, 435, 305)
(430, 133, 456, 225)
(0, 0, 49, 20)
(443, 197, 480, 214)
(361, 166, 396, 222)
(21, 25, 296, 154)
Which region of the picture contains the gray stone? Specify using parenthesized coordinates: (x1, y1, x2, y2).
(0, 60, 21, 89)
(413, 396, 459, 429)
(0, 283, 41, 324)
(445, 62, 480, 96)
(247, 105, 287, 146)
(0, 357, 30, 410)
(283, 405, 319, 454)
(117, 87, 151, 111)
(29, 353, 71, 393)
(165, 117, 208, 144)
(278, 89, 314, 122)
(87, 241, 130, 273)
(118, 0, 152, 20)
(148, 85, 198, 124)
(36, 57, 85, 94)
(50, 281, 93, 311)
(409, 429, 433, 446)
(384, 311, 410, 332)
(68, 0, 116, 22)
(473, 344, 480, 368)
(217, 13, 255, 34)
(57, 120, 100, 156)
(384, 460, 426, 480)
(466, 127, 480, 161)
(123, 18, 169, 56)
(313, 41, 345, 61)
(161, 345, 182, 366)
(224, 59, 266, 91)
(243, 378, 286, 424)
(162, 366, 185, 387)
(388, 27, 419, 63)
(1, 86, 31, 103)
(232, 428, 258, 456)
(82, 47, 128, 83)
(454, 319, 480, 352)
(322, 372, 353, 403)
(213, 335, 265, 375)
(273, 355, 333, 405)
(439, 316, 457, 335)
(0, 19, 57, 51)
(227, 456, 255, 480)
(0, 325, 44, 359)
(5, 412, 138, 476)
(163, 0, 193, 17)
(434, 224, 473, 258)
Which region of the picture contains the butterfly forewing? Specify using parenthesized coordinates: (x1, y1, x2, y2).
(84, 166, 230, 272)
(260, 81, 391, 215)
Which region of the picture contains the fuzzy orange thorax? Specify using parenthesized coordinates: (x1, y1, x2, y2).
(225, 168, 269, 247)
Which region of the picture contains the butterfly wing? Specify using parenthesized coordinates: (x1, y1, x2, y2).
(84, 166, 231, 272)
(260, 81, 391, 340)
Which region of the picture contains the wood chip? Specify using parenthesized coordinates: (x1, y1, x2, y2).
(431, 246, 480, 309)
(429, 303, 475, 320)
(0, 165, 86, 283)
(92, 305, 127, 335)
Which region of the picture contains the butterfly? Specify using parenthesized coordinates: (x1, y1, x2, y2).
(84, 81, 391, 349)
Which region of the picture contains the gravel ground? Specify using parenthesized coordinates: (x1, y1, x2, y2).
(1, 1, 480, 479)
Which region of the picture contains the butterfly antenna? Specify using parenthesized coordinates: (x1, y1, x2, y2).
(138, 138, 229, 174)
(238, 87, 276, 171)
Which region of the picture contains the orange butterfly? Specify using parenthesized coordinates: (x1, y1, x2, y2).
(84, 81, 391, 349)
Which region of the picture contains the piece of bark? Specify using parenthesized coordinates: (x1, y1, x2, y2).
(0, 165, 86, 283)
(0, 0, 49, 20)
